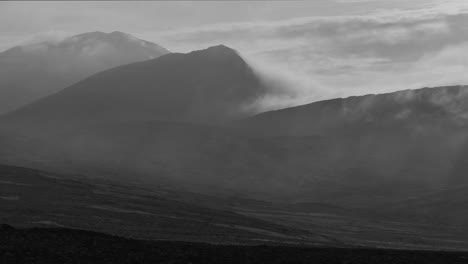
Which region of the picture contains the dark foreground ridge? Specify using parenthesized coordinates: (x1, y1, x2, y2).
(1, 225, 468, 264)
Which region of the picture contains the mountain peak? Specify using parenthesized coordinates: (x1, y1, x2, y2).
(189, 44, 239, 57)
(3, 42, 266, 126)
(110, 31, 128, 35)
(63, 31, 155, 45)
(206, 44, 235, 51)
(180, 44, 246, 69)
(64, 31, 109, 41)
(0, 31, 170, 114)
(205, 44, 238, 55)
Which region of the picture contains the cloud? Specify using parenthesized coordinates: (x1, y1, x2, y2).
(23, 30, 72, 45)
(137, 3, 468, 109)
(2, 1, 468, 110)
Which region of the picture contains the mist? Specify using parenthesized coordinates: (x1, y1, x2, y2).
(148, 2, 468, 107)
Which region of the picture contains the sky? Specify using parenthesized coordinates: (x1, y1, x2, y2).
(2, 0, 468, 108)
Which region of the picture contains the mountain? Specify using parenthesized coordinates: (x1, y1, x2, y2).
(3, 66, 468, 248)
(3, 37, 468, 251)
(0, 44, 281, 195)
(3, 41, 468, 209)
(0, 31, 169, 114)
(3, 85, 468, 207)
(235, 85, 468, 194)
(239, 85, 468, 137)
(1, 45, 268, 132)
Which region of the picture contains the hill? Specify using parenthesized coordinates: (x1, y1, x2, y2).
(0, 31, 169, 114)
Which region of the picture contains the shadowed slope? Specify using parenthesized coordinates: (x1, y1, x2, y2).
(2, 45, 267, 131)
(239, 85, 468, 136)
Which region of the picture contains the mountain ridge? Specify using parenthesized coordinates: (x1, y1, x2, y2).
(238, 84, 468, 136)
(0, 31, 169, 114)
(1, 44, 267, 130)
(2, 41, 468, 218)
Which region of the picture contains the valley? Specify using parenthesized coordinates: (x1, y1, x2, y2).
(1, 35, 468, 259)
(2, 164, 468, 251)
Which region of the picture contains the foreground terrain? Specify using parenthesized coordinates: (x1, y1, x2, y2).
(2, 224, 468, 264)
(0, 164, 326, 245)
(2, 164, 468, 251)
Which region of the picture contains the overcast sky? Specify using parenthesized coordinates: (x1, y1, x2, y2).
(2, 0, 468, 107)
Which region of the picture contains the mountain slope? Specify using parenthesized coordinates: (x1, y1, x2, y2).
(234, 85, 468, 190)
(2, 44, 468, 208)
(2, 45, 267, 131)
(0, 31, 169, 114)
(3, 86, 468, 205)
(239, 85, 468, 136)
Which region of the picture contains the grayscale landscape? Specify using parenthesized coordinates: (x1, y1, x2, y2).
(2, 1, 468, 263)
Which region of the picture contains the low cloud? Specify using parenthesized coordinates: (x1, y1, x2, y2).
(145, 3, 468, 108)
(3, 1, 468, 110)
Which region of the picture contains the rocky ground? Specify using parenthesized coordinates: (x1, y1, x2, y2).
(2, 224, 468, 264)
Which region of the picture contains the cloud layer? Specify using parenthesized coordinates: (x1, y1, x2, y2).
(144, 1, 468, 110)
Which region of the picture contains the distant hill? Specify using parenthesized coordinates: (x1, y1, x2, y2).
(239, 85, 468, 137)
(235, 85, 468, 196)
(2, 45, 268, 131)
(2, 42, 468, 219)
(0, 31, 169, 114)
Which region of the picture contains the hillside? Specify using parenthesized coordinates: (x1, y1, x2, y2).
(0, 31, 169, 114)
